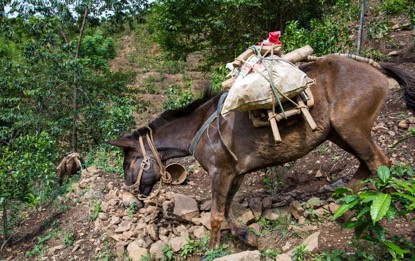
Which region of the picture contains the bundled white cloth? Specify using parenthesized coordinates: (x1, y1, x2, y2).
(221, 55, 315, 116)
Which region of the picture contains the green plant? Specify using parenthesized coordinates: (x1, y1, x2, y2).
(316, 145, 329, 154)
(291, 244, 310, 261)
(26, 230, 60, 257)
(262, 247, 282, 259)
(314, 249, 346, 261)
(163, 85, 193, 110)
(62, 232, 75, 247)
(161, 245, 175, 261)
(332, 164, 415, 259)
(180, 235, 210, 258)
(263, 167, 283, 195)
(258, 214, 297, 241)
(392, 129, 415, 148)
(367, 20, 390, 40)
(89, 201, 101, 221)
(374, 0, 408, 15)
(126, 202, 139, 218)
(211, 66, 227, 92)
(141, 254, 153, 261)
(203, 243, 233, 261)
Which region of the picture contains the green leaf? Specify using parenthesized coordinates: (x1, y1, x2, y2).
(356, 206, 370, 219)
(345, 220, 365, 229)
(377, 165, 390, 183)
(385, 206, 395, 221)
(383, 241, 410, 256)
(332, 200, 358, 220)
(333, 187, 353, 196)
(391, 178, 414, 193)
(369, 223, 385, 241)
(354, 222, 369, 238)
(370, 193, 391, 224)
(392, 192, 415, 203)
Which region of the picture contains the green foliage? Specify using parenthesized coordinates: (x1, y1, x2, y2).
(258, 214, 297, 240)
(211, 66, 227, 92)
(291, 244, 310, 261)
(180, 235, 210, 258)
(161, 245, 174, 261)
(89, 201, 102, 221)
(148, 0, 336, 68)
(367, 20, 390, 40)
(204, 243, 233, 261)
(26, 230, 61, 257)
(62, 232, 75, 247)
(263, 167, 284, 195)
(81, 30, 116, 71)
(374, 0, 408, 15)
(332, 164, 415, 260)
(126, 202, 139, 218)
(262, 248, 282, 259)
(163, 85, 193, 110)
(314, 249, 347, 261)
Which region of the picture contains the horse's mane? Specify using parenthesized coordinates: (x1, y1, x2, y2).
(130, 87, 216, 138)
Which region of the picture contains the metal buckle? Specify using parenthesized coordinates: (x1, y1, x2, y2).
(141, 157, 150, 170)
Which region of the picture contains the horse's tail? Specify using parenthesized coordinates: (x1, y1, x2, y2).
(381, 63, 415, 113)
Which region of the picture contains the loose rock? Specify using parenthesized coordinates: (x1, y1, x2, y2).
(150, 240, 166, 260)
(172, 194, 199, 221)
(249, 198, 262, 221)
(122, 191, 143, 209)
(290, 201, 304, 220)
(193, 226, 207, 239)
(233, 204, 255, 225)
(170, 236, 187, 252)
(213, 250, 261, 261)
(127, 241, 148, 261)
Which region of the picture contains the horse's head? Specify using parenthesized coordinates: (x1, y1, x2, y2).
(107, 135, 161, 196)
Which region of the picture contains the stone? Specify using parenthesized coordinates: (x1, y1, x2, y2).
(282, 241, 292, 251)
(249, 198, 262, 221)
(175, 225, 189, 238)
(291, 225, 318, 233)
(122, 191, 143, 208)
(146, 224, 159, 241)
(82, 189, 104, 201)
(48, 244, 64, 255)
(132, 236, 148, 248)
(306, 197, 323, 208)
(298, 216, 306, 225)
(275, 253, 292, 261)
(301, 231, 320, 252)
(213, 250, 261, 261)
(127, 241, 148, 261)
(328, 202, 340, 214)
(115, 221, 132, 233)
(263, 209, 280, 221)
(116, 246, 125, 260)
(233, 204, 255, 225)
(312, 208, 326, 217)
(170, 236, 187, 252)
(109, 216, 121, 226)
(150, 240, 166, 260)
(200, 200, 211, 211)
(173, 194, 199, 221)
(248, 223, 261, 234)
(87, 166, 99, 173)
(98, 212, 108, 220)
(398, 120, 409, 129)
(315, 170, 323, 178)
(388, 51, 398, 56)
(290, 201, 304, 220)
(200, 212, 230, 230)
(262, 197, 273, 209)
(193, 226, 207, 239)
(408, 117, 415, 124)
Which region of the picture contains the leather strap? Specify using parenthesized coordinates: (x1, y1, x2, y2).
(189, 92, 228, 155)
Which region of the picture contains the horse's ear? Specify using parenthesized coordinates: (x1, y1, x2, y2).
(106, 138, 136, 148)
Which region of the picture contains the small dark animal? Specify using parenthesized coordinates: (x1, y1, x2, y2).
(108, 55, 415, 249)
(56, 152, 82, 185)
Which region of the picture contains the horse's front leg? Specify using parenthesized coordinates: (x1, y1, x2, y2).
(208, 170, 234, 249)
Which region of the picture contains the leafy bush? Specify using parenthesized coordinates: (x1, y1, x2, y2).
(163, 85, 193, 110)
(333, 164, 415, 260)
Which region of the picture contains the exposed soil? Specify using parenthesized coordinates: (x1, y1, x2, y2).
(2, 8, 415, 260)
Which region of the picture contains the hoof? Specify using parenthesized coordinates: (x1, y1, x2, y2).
(235, 227, 258, 247)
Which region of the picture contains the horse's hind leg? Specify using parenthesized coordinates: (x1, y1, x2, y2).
(329, 123, 390, 190)
(224, 174, 258, 247)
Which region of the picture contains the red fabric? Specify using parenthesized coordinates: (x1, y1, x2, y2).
(268, 31, 281, 44)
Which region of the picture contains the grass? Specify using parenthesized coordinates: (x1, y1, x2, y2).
(26, 229, 61, 257)
(89, 200, 101, 221)
(258, 215, 299, 243)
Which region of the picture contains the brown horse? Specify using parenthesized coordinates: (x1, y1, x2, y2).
(108, 55, 415, 249)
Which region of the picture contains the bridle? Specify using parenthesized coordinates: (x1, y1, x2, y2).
(125, 127, 172, 199)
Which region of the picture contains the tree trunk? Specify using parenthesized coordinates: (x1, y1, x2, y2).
(72, 8, 88, 152)
(2, 199, 7, 246)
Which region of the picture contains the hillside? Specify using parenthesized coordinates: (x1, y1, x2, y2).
(1, 1, 415, 261)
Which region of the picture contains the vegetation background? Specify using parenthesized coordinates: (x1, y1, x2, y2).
(0, 0, 414, 259)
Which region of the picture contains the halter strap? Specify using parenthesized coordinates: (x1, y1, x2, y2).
(124, 128, 171, 200)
